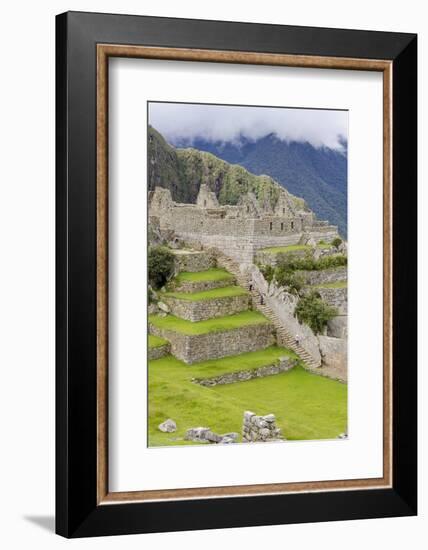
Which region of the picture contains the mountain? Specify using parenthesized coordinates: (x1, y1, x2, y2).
(173, 134, 348, 237)
(148, 126, 308, 212)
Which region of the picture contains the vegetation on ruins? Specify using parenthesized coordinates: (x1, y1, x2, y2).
(332, 237, 343, 249)
(259, 264, 275, 283)
(259, 249, 347, 297)
(148, 356, 347, 447)
(149, 310, 270, 336)
(148, 246, 175, 289)
(274, 268, 305, 295)
(162, 286, 248, 302)
(294, 291, 338, 335)
(277, 252, 347, 272)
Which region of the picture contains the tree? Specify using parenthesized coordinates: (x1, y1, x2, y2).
(148, 246, 175, 289)
(274, 267, 305, 294)
(332, 237, 342, 249)
(294, 291, 338, 335)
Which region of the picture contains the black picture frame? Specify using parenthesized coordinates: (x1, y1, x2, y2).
(56, 11, 417, 538)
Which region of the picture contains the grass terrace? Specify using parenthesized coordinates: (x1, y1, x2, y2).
(261, 243, 332, 254)
(148, 358, 347, 447)
(161, 286, 248, 302)
(148, 335, 168, 349)
(174, 268, 234, 283)
(149, 310, 270, 336)
(152, 346, 296, 382)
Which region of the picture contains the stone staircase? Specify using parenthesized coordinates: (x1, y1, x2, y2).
(213, 249, 321, 370)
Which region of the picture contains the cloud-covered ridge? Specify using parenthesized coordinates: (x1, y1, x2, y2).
(149, 102, 348, 150)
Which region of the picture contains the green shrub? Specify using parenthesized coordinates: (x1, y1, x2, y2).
(332, 237, 342, 249)
(294, 291, 338, 335)
(148, 246, 175, 289)
(277, 253, 347, 272)
(275, 268, 305, 294)
(260, 264, 275, 283)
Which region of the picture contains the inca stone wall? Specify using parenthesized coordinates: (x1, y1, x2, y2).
(172, 277, 234, 293)
(194, 357, 296, 387)
(242, 411, 283, 442)
(150, 187, 339, 265)
(149, 322, 276, 364)
(177, 230, 338, 265)
(298, 266, 347, 286)
(327, 316, 347, 338)
(172, 250, 215, 272)
(162, 293, 250, 322)
(148, 342, 170, 360)
(255, 247, 310, 267)
(316, 287, 347, 314)
(318, 335, 348, 375)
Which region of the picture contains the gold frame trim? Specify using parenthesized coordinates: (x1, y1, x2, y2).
(96, 44, 393, 505)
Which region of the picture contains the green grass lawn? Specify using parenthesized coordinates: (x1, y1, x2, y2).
(148, 335, 168, 349)
(174, 268, 234, 283)
(149, 310, 270, 335)
(313, 281, 348, 289)
(262, 243, 332, 254)
(148, 356, 347, 446)
(161, 285, 248, 302)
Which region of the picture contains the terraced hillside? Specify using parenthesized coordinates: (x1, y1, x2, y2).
(148, 249, 347, 446)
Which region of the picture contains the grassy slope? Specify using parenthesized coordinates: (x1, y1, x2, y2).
(162, 286, 248, 302)
(149, 310, 270, 335)
(174, 268, 234, 283)
(149, 357, 347, 446)
(148, 335, 168, 349)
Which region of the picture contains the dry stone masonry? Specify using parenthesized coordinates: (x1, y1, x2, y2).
(148, 341, 170, 360)
(149, 185, 340, 265)
(194, 357, 296, 387)
(161, 293, 250, 322)
(171, 249, 215, 272)
(172, 276, 234, 293)
(242, 411, 283, 442)
(185, 427, 239, 444)
(149, 321, 276, 364)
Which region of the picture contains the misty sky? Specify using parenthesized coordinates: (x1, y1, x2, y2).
(149, 102, 348, 150)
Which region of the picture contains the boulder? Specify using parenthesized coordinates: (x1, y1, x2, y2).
(157, 301, 170, 313)
(158, 419, 177, 433)
(185, 427, 210, 441)
(220, 432, 238, 443)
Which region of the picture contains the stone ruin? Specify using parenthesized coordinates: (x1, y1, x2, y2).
(183, 412, 283, 445)
(148, 184, 339, 264)
(242, 411, 283, 442)
(184, 427, 238, 445)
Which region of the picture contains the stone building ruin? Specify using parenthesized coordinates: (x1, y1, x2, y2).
(149, 184, 339, 264)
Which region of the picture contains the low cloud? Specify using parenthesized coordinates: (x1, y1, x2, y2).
(149, 102, 348, 150)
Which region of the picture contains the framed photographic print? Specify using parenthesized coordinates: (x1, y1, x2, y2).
(56, 11, 417, 538)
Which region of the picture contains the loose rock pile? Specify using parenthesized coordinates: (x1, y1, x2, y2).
(185, 427, 238, 444)
(242, 411, 283, 442)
